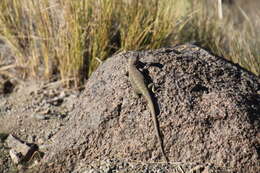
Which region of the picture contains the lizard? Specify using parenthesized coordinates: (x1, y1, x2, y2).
(128, 53, 169, 162)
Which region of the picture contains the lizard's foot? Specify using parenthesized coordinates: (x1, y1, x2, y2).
(132, 91, 141, 99)
(148, 83, 160, 93)
(143, 62, 152, 70)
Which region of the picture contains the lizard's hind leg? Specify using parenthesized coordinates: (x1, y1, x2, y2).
(148, 83, 160, 93)
(132, 88, 141, 98)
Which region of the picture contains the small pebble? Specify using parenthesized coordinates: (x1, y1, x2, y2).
(31, 114, 49, 120)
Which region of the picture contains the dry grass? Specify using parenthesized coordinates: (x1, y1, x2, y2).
(0, 0, 259, 86)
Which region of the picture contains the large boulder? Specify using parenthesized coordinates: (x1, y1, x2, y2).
(40, 44, 260, 173)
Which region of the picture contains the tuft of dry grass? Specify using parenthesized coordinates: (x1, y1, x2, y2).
(177, 0, 260, 75)
(0, 0, 259, 87)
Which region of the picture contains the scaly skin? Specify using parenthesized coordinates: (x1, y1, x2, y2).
(128, 54, 168, 162)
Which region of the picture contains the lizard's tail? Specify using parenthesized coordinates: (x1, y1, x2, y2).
(144, 93, 169, 162)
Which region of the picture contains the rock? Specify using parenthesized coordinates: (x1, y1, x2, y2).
(6, 135, 31, 156)
(37, 138, 45, 145)
(39, 44, 260, 173)
(59, 91, 67, 99)
(49, 97, 63, 106)
(0, 133, 8, 143)
(45, 131, 53, 140)
(9, 149, 23, 164)
(27, 135, 36, 143)
(31, 113, 50, 120)
(6, 134, 37, 163)
(0, 80, 14, 95)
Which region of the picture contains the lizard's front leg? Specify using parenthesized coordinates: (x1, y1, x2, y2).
(130, 77, 142, 98)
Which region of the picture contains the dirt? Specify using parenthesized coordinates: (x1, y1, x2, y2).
(0, 44, 259, 173)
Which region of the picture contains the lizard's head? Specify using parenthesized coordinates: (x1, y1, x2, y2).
(128, 53, 139, 65)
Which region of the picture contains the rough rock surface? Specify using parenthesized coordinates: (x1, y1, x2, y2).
(0, 79, 79, 173)
(6, 134, 37, 164)
(38, 44, 260, 173)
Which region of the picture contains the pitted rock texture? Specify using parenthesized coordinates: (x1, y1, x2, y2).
(40, 44, 260, 173)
